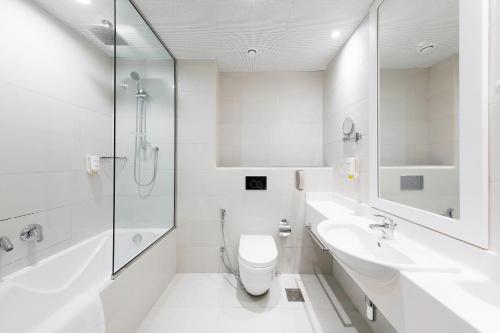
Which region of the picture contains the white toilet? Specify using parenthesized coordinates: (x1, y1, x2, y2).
(238, 235, 278, 296)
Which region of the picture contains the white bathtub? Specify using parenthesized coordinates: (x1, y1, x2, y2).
(0, 228, 168, 333)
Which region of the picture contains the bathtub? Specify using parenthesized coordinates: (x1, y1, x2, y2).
(0, 228, 169, 333)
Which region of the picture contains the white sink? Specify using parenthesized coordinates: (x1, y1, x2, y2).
(317, 219, 457, 282)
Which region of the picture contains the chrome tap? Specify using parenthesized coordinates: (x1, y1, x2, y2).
(20, 224, 43, 243)
(0, 237, 13, 252)
(369, 214, 397, 240)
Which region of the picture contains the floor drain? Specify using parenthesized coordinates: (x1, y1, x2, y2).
(285, 288, 305, 302)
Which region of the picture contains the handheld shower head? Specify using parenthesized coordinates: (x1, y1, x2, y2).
(130, 72, 142, 92)
(130, 71, 141, 81)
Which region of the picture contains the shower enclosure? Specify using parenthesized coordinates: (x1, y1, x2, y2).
(25, 0, 176, 277)
(113, 0, 176, 274)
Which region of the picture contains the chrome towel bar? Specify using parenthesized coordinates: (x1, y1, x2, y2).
(303, 225, 330, 253)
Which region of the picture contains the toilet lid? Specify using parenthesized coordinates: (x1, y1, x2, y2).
(239, 235, 278, 268)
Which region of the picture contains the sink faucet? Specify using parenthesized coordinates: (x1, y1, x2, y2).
(20, 224, 43, 243)
(369, 215, 397, 240)
(0, 237, 13, 252)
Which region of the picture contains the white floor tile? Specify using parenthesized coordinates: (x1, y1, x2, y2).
(136, 273, 373, 333)
(218, 307, 281, 333)
(137, 307, 219, 333)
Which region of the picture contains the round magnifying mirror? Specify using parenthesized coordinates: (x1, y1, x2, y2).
(342, 117, 355, 136)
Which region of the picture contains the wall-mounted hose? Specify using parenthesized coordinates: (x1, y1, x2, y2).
(220, 208, 240, 281)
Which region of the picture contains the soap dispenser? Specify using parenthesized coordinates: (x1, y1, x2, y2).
(86, 156, 101, 176)
(345, 157, 359, 180)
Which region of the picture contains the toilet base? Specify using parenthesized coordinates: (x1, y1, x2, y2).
(239, 259, 276, 296)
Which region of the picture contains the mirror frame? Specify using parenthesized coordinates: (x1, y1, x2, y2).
(368, 0, 489, 248)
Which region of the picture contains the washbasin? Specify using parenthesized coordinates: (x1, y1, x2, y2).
(317, 219, 456, 282)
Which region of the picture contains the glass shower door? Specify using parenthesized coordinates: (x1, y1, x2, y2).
(113, 0, 175, 274)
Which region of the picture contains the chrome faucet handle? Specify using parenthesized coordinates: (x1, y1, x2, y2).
(0, 237, 13, 252)
(20, 224, 43, 243)
(373, 214, 397, 229)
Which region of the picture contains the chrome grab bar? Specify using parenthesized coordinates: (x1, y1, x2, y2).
(304, 225, 330, 253)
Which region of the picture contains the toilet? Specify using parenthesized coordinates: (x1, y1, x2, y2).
(238, 235, 278, 296)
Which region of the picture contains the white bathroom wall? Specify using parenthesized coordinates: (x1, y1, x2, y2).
(177, 60, 332, 273)
(379, 68, 430, 166)
(427, 55, 459, 166)
(217, 72, 323, 167)
(323, 17, 397, 333)
(323, 17, 370, 203)
(0, 0, 113, 277)
(379, 55, 459, 166)
(379, 166, 460, 217)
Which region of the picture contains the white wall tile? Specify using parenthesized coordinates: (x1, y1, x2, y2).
(0, 0, 113, 276)
(177, 62, 333, 273)
(217, 71, 324, 167)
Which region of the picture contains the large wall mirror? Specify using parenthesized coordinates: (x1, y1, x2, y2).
(369, 0, 489, 247)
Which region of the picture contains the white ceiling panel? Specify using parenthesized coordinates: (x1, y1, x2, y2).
(379, 0, 459, 69)
(134, 0, 374, 72)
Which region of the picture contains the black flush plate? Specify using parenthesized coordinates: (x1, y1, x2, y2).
(246, 176, 267, 190)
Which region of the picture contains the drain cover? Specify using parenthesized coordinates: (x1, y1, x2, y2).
(285, 288, 305, 302)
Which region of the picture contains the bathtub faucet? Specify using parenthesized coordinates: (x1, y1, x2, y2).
(20, 224, 43, 243)
(0, 237, 13, 252)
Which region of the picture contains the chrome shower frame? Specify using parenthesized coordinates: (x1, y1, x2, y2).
(112, 0, 178, 278)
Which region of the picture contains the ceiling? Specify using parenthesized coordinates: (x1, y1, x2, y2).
(379, 0, 458, 69)
(134, 0, 374, 72)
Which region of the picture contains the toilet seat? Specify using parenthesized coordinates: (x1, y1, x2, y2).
(239, 235, 277, 268)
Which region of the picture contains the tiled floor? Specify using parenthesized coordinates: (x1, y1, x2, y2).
(136, 273, 373, 333)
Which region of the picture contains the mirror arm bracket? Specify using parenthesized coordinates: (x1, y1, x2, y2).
(343, 132, 362, 143)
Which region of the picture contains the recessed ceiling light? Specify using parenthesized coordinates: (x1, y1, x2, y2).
(247, 49, 257, 58)
(331, 31, 341, 39)
(76, 0, 91, 4)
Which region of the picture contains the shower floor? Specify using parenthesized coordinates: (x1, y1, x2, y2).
(136, 273, 372, 333)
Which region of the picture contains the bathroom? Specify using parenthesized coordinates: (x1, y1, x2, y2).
(0, 0, 498, 332)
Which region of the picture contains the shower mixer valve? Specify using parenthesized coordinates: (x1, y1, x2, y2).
(20, 224, 43, 243)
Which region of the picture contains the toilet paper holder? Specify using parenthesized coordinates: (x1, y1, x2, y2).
(279, 218, 292, 237)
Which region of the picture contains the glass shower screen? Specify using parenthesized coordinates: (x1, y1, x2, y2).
(113, 0, 175, 274)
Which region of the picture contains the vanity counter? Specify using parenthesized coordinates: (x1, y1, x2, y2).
(306, 194, 500, 333)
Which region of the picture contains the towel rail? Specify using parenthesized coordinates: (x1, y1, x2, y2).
(303, 225, 330, 253)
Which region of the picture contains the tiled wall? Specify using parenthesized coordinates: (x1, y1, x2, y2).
(379, 68, 430, 165)
(177, 60, 332, 273)
(427, 55, 459, 166)
(323, 17, 370, 203)
(0, 0, 113, 277)
(379, 166, 459, 217)
(217, 72, 323, 167)
(379, 56, 458, 166)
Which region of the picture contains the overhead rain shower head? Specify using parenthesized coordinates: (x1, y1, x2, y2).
(89, 19, 128, 46)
